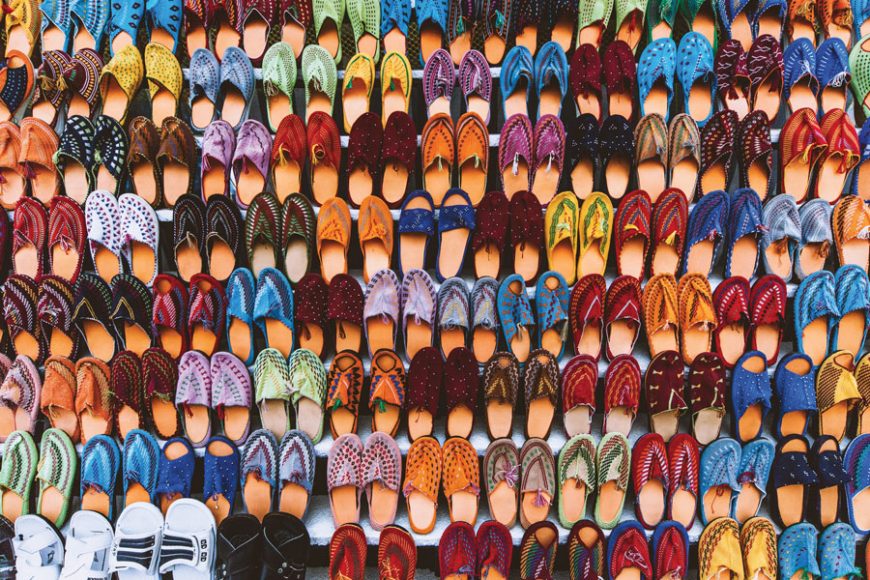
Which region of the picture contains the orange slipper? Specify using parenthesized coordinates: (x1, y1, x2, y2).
(442, 437, 480, 525)
(357, 196, 394, 283)
(677, 273, 717, 365)
(404, 437, 442, 534)
(643, 274, 680, 358)
(317, 198, 352, 283)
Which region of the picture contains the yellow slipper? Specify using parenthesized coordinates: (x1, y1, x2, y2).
(98, 44, 144, 124)
(380, 51, 412, 126)
(577, 192, 613, 278)
(342, 53, 376, 133)
(545, 191, 579, 285)
(144, 43, 182, 127)
(698, 517, 743, 580)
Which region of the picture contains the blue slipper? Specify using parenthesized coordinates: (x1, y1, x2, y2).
(437, 277, 470, 357)
(778, 524, 821, 580)
(279, 429, 316, 516)
(204, 435, 241, 517)
(735, 438, 774, 519)
(70, 0, 110, 50)
(188, 49, 221, 133)
(534, 41, 569, 119)
(772, 353, 817, 438)
(819, 524, 861, 580)
(760, 194, 800, 281)
(241, 429, 278, 518)
(832, 264, 870, 354)
(80, 435, 121, 521)
(416, 0, 448, 63)
(816, 38, 851, 112)
(497, 273, 535, 359)
(436, 188, 476, 282)
(717, 0, 751, 44)
(107, 0, 144, 54)
(725, 187, 763, 278)
(397, 190, 435, 276)
(783, 38, 819, 109)
(145, 0, 183, 53)
(40, 0, 72, 50)
(122, 429, 161, 504)
(682, 189, 729, 276)
(731, 351, 771, 443)
(751, 0, 786, 38)
(771, 435, 819, 527)
(226, 268, 257, 366)
(218, 46, 255, 129)
(500, 45, 534, 119)
(157, 437, 196, 505)
(843, 434, 870, 533)
(811, 435, 849, 525)
(535, 271, 569, 359)
(381, 0, 411, 42)
(253, 267, 295, 355)
(700, 438, 741, 524)
(794, 270, 839, 365)
(637, 38, 676, 120)
(795, 199, 834, 280)
(676, 32, 716, 126)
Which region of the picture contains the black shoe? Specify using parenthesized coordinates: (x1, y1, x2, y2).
(215, 514, 262, 580)
(261, 513, 309, 580)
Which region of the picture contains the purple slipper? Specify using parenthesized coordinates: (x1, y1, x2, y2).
(459, 50, 492, 123)
(400, 269, 437, 361)
(200, 120, 236, 199)
(210, 351, 252, 445)
(499, 114, 534, 195)
(363, 269, 401, 358)
(532, 114, 566, 206)
(423, 48, 456, 117)
(231, 119, 272, 209)
(0, 354, 41, 440)
(176, 350, 213, 447)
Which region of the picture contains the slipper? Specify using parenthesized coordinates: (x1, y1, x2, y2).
(218, 47, 254, 129)
(643, 274, 680, 359)
(82, 191, 123, 285)
(484, 439, 520, 527)
(603, 354, 641, 436)
(577, 0, 613, 46)
(497, 274, 535, 364)
(4, 275, 44, 364)
(784, 38, 820, 112)
(368, 349, 405, 437)
(501, 46, 534, 119)
(644, 351, 687, 441)
(558, 434, 596, 528)
(287, 348, 326, 443)
(748, 35, 784, 121)
(381, 112, 416, 208)
(482, 352, 519, 440)
(13, 515, 64, 579)
(683, 189, 729, 276)
(779, 524, 821, 580)
(795, 271, 839, 366)
(126, 117, 163, 207)
(231, 119, 271, 210)
(475, 521, 512, 579)
(699, 111, 738, 196)
(666, 434, 699, 529)
(770, 435, 818, 527)
(524, 350, 558, 439)
(109, 274, 152, 358)
(293, 274, 327, 357)
(780, 108, 827, 203)
(380, 52, 412, 125)
(199, 120, 233, 201)
(604, 276, 641, 361)
(0, 355, 39, 443)
(58, 49, 101, 121)
(855, 353, 870, 435)
(698, 517, 742, 580)
(600, 115, 634, 201)
(403, 436, 442, 534)
(53, 116, 95, 204)
(833, 265, 870, 356)
(817, 350, 862, 441)
(205, 195, 244, 283)
(245, 192, 281, 276)
(570, 46, 603, 121)
(499, 114, 534, 199)
(712, 277, 750, 368)
(401, 269, 437, 362)
(717, 40, 752, 117)
(155, 436, 195, 516)
(240, 429, 278, 522)
(519, 522, 558, 578)
(381, 0, 411, 54)
(509, 190, 544, 283)
(753, 0, 786, 38)
(818, 38, 851, 113)
(35, 428, 76, 527)
(12, 197, 47, 282)
(326, 350, 364, 438)
(347, 113, 382, 208)
(545, 191, 579, 284)
(816, 109, 860, 204)
(118, 193, 159, 286)
(652, 522, 688, 580)
(151, 274, 190, 360)
(677, 32, 716, 126)
(649, 189, 687, 276)
(143, 43, 181, 127)
(80, 435, 120, 521)
(577, 192, 613, 278)
(364, 269, 400, 358)
(726, 188, 764, 279)
(519, 438, 555, 529)
(121, 428, 159, 508)
(534, 42, 568, 119)
(437, 189, 476, 281)
(0, 121, 26, 209)
(261, 513, 309, 579)
(738, 520, 776, 580)
(638, 39, 676, 120)
(187, 274, 226, 357)
(97, 45, 143, 124)
(175, 351, 212, 447)
(439, 522, 476, 577)
(530, 115, 564, 206)
(700, 438, 741, 524)
(159, 499, 216, 579)
(328, 523, 367, 580)
(254, 348, 292, 439)
(92, 115, 128, 196)
(423, 49, 454, 118)
(39, 0, 72, 53)
(689, 351, 726, 444)
(677, 273, 717, 365)
(360, 431, 401, 531)
(328, 274, 364, 354)
(843, 434, 870, 532)
(74, 357, 112, 443)
(458, 50, 492, 123)
(833, 195, 870, 272)
(615, 191, 652, 280)
(819, 524, 862, 580)
(142, 348, 179, 439)
(41, 356, 79, 441)
(0, 52, 33, 123)
(202, 436, 239, 524)
(60, 510, 114, 579)
(241, 0, 276, 64)
(562, 355, 596, 438)
(300, 45, 336, 123)
(357, 196, 393, 283)
(108, 502, 164, 578)
(253, 267, 295, 358)
(734, 438, 774, 522)
(535, 271, 570, 359)
(761, 194, 800, 280)
(225, 269, 256, 365)
(570, 274, 606, 360)
(811, 435, 849, 527)
(635, 116, 668, 201)
(664, 116, 699, 202)
(773, 353, 817, 439)
(397, 190, 434, 276)
(271, 116, 306, 202)
(631, 433, 670, 530)
(442, 437, 480, 525)
(593, 432, 630, 530)
(421, 114, 455, 207)
(111, 351, 143, 440)
(456, 113, 489, 207)
(0, 430, 37, 521)
(278, 429, 316, 519)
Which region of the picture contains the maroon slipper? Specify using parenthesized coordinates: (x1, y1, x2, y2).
(142, 346, 179, 438)
(643, 350, 686, 442)
(570, 43, 603, 120)
(748, 274, 787, 364)
(382, 111, 417, 208)
(406, 346, 443, 441)
(509, 190, 544, 283)
(613, 189, 651, 279)
(687, 351, 727, 445)
(712, 276, 751, 368)
(444, 346, 479, 439)
(12, 197, 48, 279)
(470, 190, 510, 278)
(649, 188, 688, 277)
(187, 273, 226, 357)
(294, 273, 328, 358)
(346, 112, 383, 208)
(602, 40, 637, 120)
(570, 274, 606, 360)
(151, 273, 189, 360)
(328, 273, 364, 354)
(603, 354, 641, 435)
(699, 110, 738, 196)
(562, 354, 597, 436)
(604, 275, 642, 361)
(111, 349, 143, 438)
(47, 196, 86, 283)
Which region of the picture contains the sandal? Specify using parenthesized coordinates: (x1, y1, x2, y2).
(700, 438, 740, 523)
(108, 502, 163, 578)
(773, 352, 817, 438)
(14, 515, 64, 578)
(160, 499, 216, 578)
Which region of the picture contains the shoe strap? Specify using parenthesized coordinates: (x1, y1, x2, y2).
(109, 531, 161, 575)
(158, 529, 212, 575)
(60, 533, 113, 579)
(262, 544, 306, 580)
(14, 529, 63, 577)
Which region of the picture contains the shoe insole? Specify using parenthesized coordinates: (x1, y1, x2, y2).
(527, 398, 555, 439)
(222, 406, 249, 443)
(82, 321, 116, 361)
(578, 23, 604, 46)
(539, 83, 562, 118)
(798, 243, 827, 277)
(703, 485, 733, 521)
(331, 485, 360, 526)
(264, 319, 294, 358)
(298, 323, 325, 358)
(191, 325, 219, 356)
(851, 487, 870, 529)
(0, 489, 24, 522)
(369, 480, 399, 528)
(400, 234, 427, 273)
(596, 481, 624, 524)
(619, 237, 645, 279)
(609, 90, 633, 119)
(718, 323, 747, 367)
(102, 77, 130, 121)
(125, 482, 151, 508)
(488, 480, 517, 527)
(393, 164, 427, 229)
(38, 486, 65, 525)
(821, 87, 847, 115)
(571, 160, 595, 200)
(789, 83, 818, 113)
(549, 241, 576, 285)
(484, 34, 506, 64)
(209, 239, 236, 282)
(131, 163, 159, 206)
(349, 167, 374, 207)
(532, 164, 559, 206)
(130, 241, 156, 285)
(438, 201, 471, 278)
(252, 242, 277, 277)
(686, 239, 714, 275)
(383, 28, 406, 55)
(671, 158, 699, 199)
(683, 326, 710, 364)
(802, 317, 829, 366)
(407, 408, 434, 441)
(638, 480, 665, 526)
(837, 310, 865, 355)
(502, 160, 530, 199)
(191, 96, 216, 132)
(215, 25, 241, 59)
(820, 400, 849, 441)
(221, 88, 247, 128)
(121, 322, 151, 357)
(693, 408, 723, 445)
(373, 403, 400, 436)
(152, 88, 176, 127)
(449, 488, 478, 525)
(184, 26, 206, 58)
(297, 396, 323, 441)
(424, 163, 451, 207)
(382, 162, 410, 207)
(176, 242, 203, 283)
(541, 324, 565, 358)
(312, 164, 339, 205)
(560, 477, 586, 524)
(841, 236, 869, 271)
(280, 482, 310, 520)
(651, 243, 680, 276)
(405, 322, 432, 361)
(92, 245, 121, 283)
(283, 21, 307, 57)
(486, 400, 512, 439)
(474, 244, 501, 279)
(504, 81, 528, 119)
(81, 485, 111, 518)
(182, 404, 210, 447)
(244, 473, 273, 522)
(0, 170, 25, 209)
(605, 407, 633, 436)
(637, 160, 666, 200)
(235, 166, 265, 208)
(383, 81, 407, 123)
(579, 241, 606, 277)
(259, 399, 289, 439)
(12, 331, 39, 361)
(449, 30, 473, 64)
(643, 82, 670, 118)
(650, 410, 680, 442)
(575, 324, 602, 358)
(447, 405, 473, 438)
(42, 25, 67, 52)
(616, 9, 642, 49)
(514, 243, 540, 282)
(151, 397, 179, 438)
(777, 483, 805, 526)
(80, 409, 109, 443)
(753, 77, 780, 121)
(117, 405, 140, 439)
(407, 491, 437, 534)
(521, 488, 550, 527)
(730, 236, 758, 278)
(607, 320, 637, 359)
(62, 162, 89, 204)
(273, 162, 301, 204)
(700, 161, 727, 195)
(203, 439, 234, 523)
(647, 323, 678, 357)
(64, 93, 90, 119)
(605, 155, 631, 200)
(344, 78, 369, 133)
(228, 319, 252, 363)
(335, 321, 362, 353)
(317, 18, 340, 58)
(366, 314, 395, 354)
(564, 405, 592, 436)
(779, 409, 807, 438)
(243, 17, 269, 62)
(816, 154, 848, 203)
(461, 162, 487, 207)
(515, 25, 537, 54)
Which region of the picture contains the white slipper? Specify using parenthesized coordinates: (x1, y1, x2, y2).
(13, 514, 64, 580)
(158, 499, 216, 579)
(59, 511, 114, 579)
(108, 503, 164, 579)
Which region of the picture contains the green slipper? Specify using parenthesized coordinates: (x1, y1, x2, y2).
(558, 434, 596, 528)
(288, 348, 327, 444)
(647, 0, 679, 40)
(594, 432, 630, 530)
(262, 42, 298, 132)
(36, 428, 77, 528)
(615, 0, 648, 52)
(301, 44, 338, 120)
(313, 0, 346, 62)
(0, 430, 37, 521)
(679, 0, 717, 48)
(254, 348, 293, 439)
(577, 0, 614, 47)
(347, 0, 381, 61)
(850, 36, 870, 116)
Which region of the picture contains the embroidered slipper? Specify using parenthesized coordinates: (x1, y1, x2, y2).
(683, 189, 729, 277)
(187, 274, 226, 357)
(795, 271, 839, 366)
(568, 275, 607, 362)
(631, 434, 670, 529)
(111, 351, 142, 439)
(287, 348, 326, 443)
(230, 119, 270, 210)
(736, 112, 773, 201)
(155, 436, 196, 514)
(363, 269, 400, 358)
(498, 274, 535, 364)
(358, 196, 393, 283)
(437, 188, 475, 282)
(634, 115, 668, 200)
(9, 197, 47, 280)
(760, 195, 800, 281)
(380, 51, 411, 125)
(726, 188, 764, 279)
(688, 351, 727, 445)
(603, 354, 641, 436)
(0, 121, 25, 209)
(209, 0, 243, 60)
(558, 434, 596, 528)
(458, 50, 492, 124)
(638, 39, 676, 120)
(125, 117, 162, 207)
(346, 112, 382, 208)
(326, 350, 364, 438)
(328, 274, 364, 354)
(500, 46, 534, 119)
(833, 195, 870, 272)
(35, 428, 76, 527)
(41, 356, 78, 441)
(717, 40, 752, 117)
(406, 347, 442, 441)
(19, 118, 61, 206)
(663, 116, 698, 202)
(244, 192, 280, 278)
(599, 115, 634, 201)
(475, 521, 512, 579)
(175, 351, 212, 447)
(381, 0, 411, 54)
(294, 274, 327, 357)
(483, 352, 519, 439)
(519, 521, 558, 578)
(817, 38, 851, 114)
(108, 0, 143, 53)
(810, 435, 849, 527)
(677, 273, 717, 365)
(534, 42, 568, 120)
(499, 113, 533, 198)
(469, 194, 509, 281)
(483, 439, 519, 527)
(53, 115, 95, 204)
(817, 351, 862, 441)
(97, 44, 142, 124)
(603, 275, 641, 361)
(649, 189, 687, 276)
(205, 195, 244, 283)
(91, 115, 127, 196)
(819, 524, 862, 580)
(404, 436, 442, 534)
(843, 434, 870, 531)
(442, 436, 480, 525)
(0, 430, 37, 520)
(39, 0, 72, 52)
(815, 109, 860, 204)
(118, 193, 159, 287)
(773, 353, 817, 439)
(677, 33, 716, 126)
(667, 433, 700, 528)
(423, 49, 454, 119)
(577, 192, 613, 278)
(593, 432, 629, 530)
(241, 0, 277, 64)
(530, 115, 564, 206)
(4, 275, 43, 364)
(253, 267, 295, 358)
(420, 113, 455, 207)
(570, 45, 603, 121)
(784, 38, 820, 112)
(733, 438, 774, 522)
(523, 349, 559, 439)
(855, 353, 870, 435)
(0, 52, 33, 123)
(110, 274, 153, 357)
(699, 110, 737, 195)
(748, 34, 784, 121)
(644, 351, 687, 441)
(456, 112, 489, 207)
(381, 111, 416, 208)
(142, 347, 179, 439)
(615, 191, 652, 280)
(698, 517, 743, 580)
(60, 48, 102, 120)
(241, 429, 277, 521)
(401, 269, 436, 361)
(439, 522, 476, 577)
(74, 357, 112, 443)
(771, 434, 818, 527)
(269, 117, 305, 203)
(0, 355, 39, 442)
(577, 0, 613, 46)
(361, 432, 401, 531)
(299, 46, 337, 124)
(509, 190, 543, 283)
(779, 524, 821, 580)
(643, 274, 680, 358)
(396, 190, 434, 276)
(253, 348, 291, 439)
(712, 276, 750, 368)
(218, 47, 254, 130)
(544, 191, 579, 285)
(519, 438, 555, 529)
(832, 265, 870, 356)
(171, 194, 205, 283)
(143, 43, 181, 127)
(781, 108, 827, 203)
(535, 271, 570, 358)
(562, 355, 596, 437)
(79, 435, 120, 521)
(328, 523, 367, 580)
(277, 429, 316, 519)
(368, 349, 405, 437)
(700, 438, 740, 523)
(225, 268, 255, 365)
(200, 122, 236, 201)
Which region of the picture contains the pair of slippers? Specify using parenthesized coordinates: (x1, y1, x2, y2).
(241, 429, 316, 522)
(12, 196, 85, 284)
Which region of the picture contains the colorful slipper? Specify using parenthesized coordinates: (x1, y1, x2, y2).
(287, 348, 326, 444)
(594, 432, 630, 530)
(483, 439, 519, 527)
(36, 428, 76, 527)
(519, 438, 555, 529)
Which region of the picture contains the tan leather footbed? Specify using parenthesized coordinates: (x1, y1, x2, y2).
(243, 17, 269, 62)
(383, 161, 410, 206)
(777, 437, 807, 526)
(407, 407, 433, 441)
(486, 400, 512, 439)
(0, 169, 25, 209)
(526, 398, 555, 438)
(343, 78, 369, 132)
(606, 155, 631, 200)
(348, 166, 374, 207)
(102, 77, 129, 122)
(41, 26, 66, 52)
(488, 479, 517, 527)
(515, 26, 537, 55)
(245, 472, 272, 522)
(383, 28, 406, 55)
(259, 399, 288, 439)
(316, 19, 340, 58)
(151, 397, 179, 438)
(596, 481, 624, 523)
(449, 32, 472, 66)
(283, 22, 306, 57)
(474, 243, 501, 280)
(484, 34, 506, 65)
(514, 242, 540, 282)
